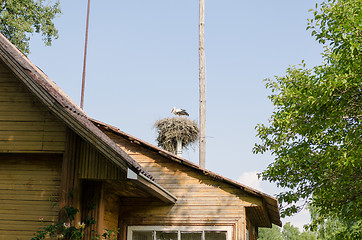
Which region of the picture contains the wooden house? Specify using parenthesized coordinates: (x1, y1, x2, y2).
(0, 33, 281, 240)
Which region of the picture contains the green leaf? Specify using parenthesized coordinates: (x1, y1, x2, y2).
(254, 0, 362, 231)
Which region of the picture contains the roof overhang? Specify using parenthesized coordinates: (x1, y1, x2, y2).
(127, 168, 177, 204)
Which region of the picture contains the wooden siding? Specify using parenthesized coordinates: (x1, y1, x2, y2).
(0, 153, 62, 240)
(60, 129, 126, 238)
(60, 128, 81, 210)
(81, 181, 104, 240)
(246, 218, 257, 240)
(0, 61, 66, 153)
(77, 136, 126, 180)
(104, 184, 121, 239)
(105, 132, 263, 240)
(245, 206, 271, 228)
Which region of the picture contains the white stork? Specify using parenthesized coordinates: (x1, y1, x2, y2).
(171, 107, 189, 116)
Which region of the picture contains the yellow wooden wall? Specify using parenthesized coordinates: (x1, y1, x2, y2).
(0, 153, 62, 240)
(104, 132, 263, 240)
(103, 185, 121, 239)
(77, 138, 125, 180)
(0, 60, 66, 153)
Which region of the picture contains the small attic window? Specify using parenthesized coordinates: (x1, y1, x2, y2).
(128, 226, 232, 240)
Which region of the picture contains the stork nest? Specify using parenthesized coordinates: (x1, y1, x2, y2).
(154, 117, 199, 153)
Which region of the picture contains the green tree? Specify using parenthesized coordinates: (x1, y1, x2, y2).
(282, 223, 301, 240)
(258, 225, 283, 240)
(0, 0, 61, 54)
(254, 0, 361, 234)
(308, 205, 362, 240)
(299, 231, 317, 240)
(259, 223, 317, 240)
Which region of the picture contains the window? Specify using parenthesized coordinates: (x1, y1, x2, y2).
(128, 226, 233, 240)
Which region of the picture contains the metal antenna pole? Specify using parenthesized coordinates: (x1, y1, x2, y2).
(80, 0, 91, 109)
(199, 0, 206, 168)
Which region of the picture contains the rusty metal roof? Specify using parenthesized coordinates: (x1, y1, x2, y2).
(91, 118, 282, 227)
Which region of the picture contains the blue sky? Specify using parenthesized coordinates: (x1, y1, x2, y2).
(28, 0, 324, 230)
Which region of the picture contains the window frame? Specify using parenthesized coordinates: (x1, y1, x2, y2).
(127, 226, 233, 240)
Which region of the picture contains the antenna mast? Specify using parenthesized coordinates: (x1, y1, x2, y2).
(80, 0, 91, 109)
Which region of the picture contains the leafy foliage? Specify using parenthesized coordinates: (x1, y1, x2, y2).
(282, 223, 302, 240)
(32, 205, 118, 240)
(0, 0, 61, 54)
(259, 223, 317, 240)
(307, 205, 362, 240)
(254, 0, 361, 230)
(258, 225, 283, 240)
(32, 206, 89, 240)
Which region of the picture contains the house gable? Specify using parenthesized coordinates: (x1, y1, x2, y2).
(96, 125, 275, 240)
(103, 128, 264, 205)
(0, 32, 180, 239)
(0, 60, 66, 153)
(0, 32, 176, 201)
(94, 120, 282, 231)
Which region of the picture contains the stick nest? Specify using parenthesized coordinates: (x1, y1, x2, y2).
(154, 117, 199, 153)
